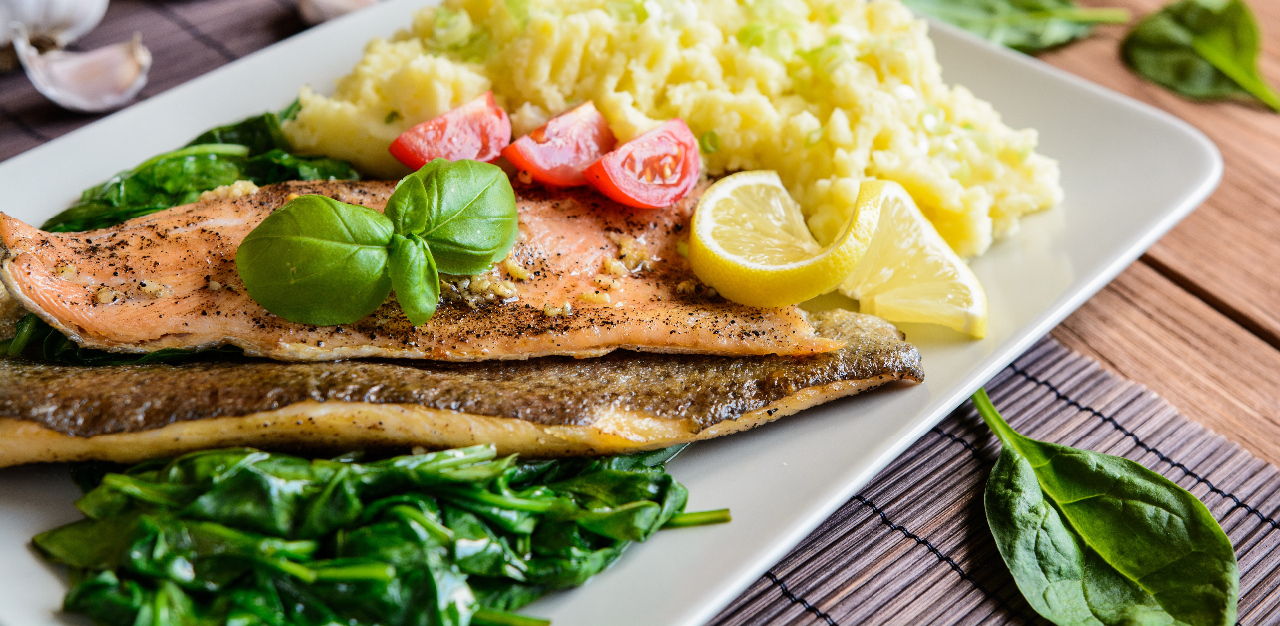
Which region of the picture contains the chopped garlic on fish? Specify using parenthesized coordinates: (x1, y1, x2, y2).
(199, 180, 259, 202)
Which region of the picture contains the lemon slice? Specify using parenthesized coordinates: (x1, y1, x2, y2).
(840, 180, 987, 338)
(689, 171, 878, 309)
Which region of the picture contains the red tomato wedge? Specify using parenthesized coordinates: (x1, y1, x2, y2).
(501, 102, 617, 187)
(388, 92, 511, 170)
(584, 119, 701, 209)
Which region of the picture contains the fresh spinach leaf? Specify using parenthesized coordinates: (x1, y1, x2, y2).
(35, 445, 726, 626)
(903, 0, 1130, 53)
(235, 195, 395, 326)
(1122, 0, 1280, 110)
(974, 388, 1238, 626)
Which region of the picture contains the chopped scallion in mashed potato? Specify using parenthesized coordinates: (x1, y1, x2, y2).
(282, 0, 1062, 257)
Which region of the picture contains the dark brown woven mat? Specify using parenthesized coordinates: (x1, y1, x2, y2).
(710, 338, 1280, 625)
(0, 0, 304, 162)
(7, 5, 1280, 624)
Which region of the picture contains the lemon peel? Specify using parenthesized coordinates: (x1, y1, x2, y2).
(689, 171, 878, 309)
(840, 180, 988, 338)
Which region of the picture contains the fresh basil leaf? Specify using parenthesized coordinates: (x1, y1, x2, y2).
(417, 160, 519, 276)
(903, 0, 1130, 53)
(388, 234, 441, 326)
(975, 389, 1238, 626)
(186, 112, 291, 156)
(1122, 0, 1280, 110)
(236, 195, 394, 326)
(385, 159, 442, 237)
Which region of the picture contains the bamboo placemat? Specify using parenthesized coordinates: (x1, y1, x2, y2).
(710, 338, 1280, 625)
(6, 4, 1280, 624)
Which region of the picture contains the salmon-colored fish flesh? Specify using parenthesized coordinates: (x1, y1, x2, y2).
(0, 180, 842, 361)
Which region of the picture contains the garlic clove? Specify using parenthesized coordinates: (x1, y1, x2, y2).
(0, 0, 109, 47)
(13, 25, 152, 113)
(296, 0, 380, 26)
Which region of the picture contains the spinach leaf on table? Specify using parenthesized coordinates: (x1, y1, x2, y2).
(41, 108, 360, 233)
(974, 388, 1238, 626)
(1122, 0, 1280, 110)
(33, 444, 728, 626)
(903, 0, 1130, 53)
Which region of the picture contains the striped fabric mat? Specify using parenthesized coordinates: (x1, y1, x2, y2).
(709, 338, 1280, 625)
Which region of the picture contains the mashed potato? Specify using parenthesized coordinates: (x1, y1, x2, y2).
(283, 0, 1062, 257)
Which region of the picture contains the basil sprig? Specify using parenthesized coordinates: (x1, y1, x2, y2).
(1122, 0, 1280, 111)
(903, 0, 1130, 53)
(236, 159, 518, 327)
(974, 389, 1238, 625)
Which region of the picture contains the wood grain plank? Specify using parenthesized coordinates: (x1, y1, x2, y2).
(1039, 0, 1280, 348)
(1052, 261, 1280, 466)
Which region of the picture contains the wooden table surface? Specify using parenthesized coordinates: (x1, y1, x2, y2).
(3, 0, 1280, 465)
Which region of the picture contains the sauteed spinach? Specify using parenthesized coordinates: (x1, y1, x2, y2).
(42, 105, 360, 233)
(974, 389, 1238, 625)
(0, 313, 238, 365)
(34, 445, 729, 626)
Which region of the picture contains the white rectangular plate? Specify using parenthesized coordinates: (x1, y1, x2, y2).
(0, 3, 1220, 625)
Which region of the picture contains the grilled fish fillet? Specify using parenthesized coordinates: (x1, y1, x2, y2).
(0, 309, 921, 466)
(0, 180, 841, 361)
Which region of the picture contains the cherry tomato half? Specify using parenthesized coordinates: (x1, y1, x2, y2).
(501, 102, 617, 187)
(584, 119, 701, 209)
(388, 92, 511, 170)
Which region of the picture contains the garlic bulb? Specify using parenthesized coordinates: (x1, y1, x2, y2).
(297, 0, 379, 26)
(0, 0, 108, 48)
(12, 25, 152, 112)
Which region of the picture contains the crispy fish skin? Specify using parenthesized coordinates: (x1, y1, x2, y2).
(0, 310, 921, 466)
(0, 180, 840, 362)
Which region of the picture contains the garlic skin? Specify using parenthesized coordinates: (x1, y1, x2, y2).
(297, 0, 379, 26)
(0, 0, 109, 47)
(13, 25, 152, 113)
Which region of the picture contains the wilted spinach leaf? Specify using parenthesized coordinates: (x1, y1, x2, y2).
(1122, 0, 1280, 110)
(0, 313, 240, 365)
(34, 444, 728, 626)
(903, 0, 1130, 53)
(975, 388, 1238, 626)
(42, 108, 360, 233)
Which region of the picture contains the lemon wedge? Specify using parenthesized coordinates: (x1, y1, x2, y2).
(839, 180, 987, 338)
(689, 171, 879, 309)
